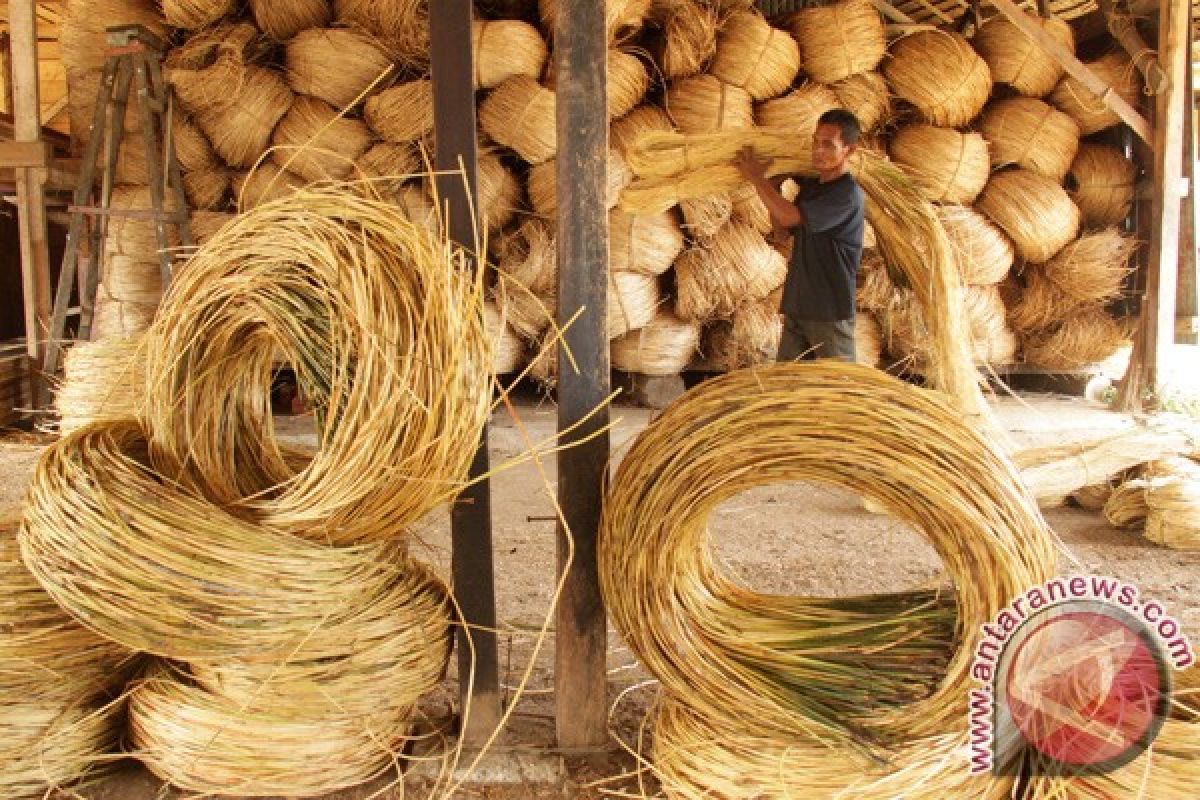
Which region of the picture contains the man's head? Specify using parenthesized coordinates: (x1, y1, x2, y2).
(812, 109, 860, 179)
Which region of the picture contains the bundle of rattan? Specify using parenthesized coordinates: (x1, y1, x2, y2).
(709, 10, 799, 101)
(1022, 307, 1126, 369)
(788, 0, 886, 84)
(172, 114, 220, 173)
(66, 68, 135, 149)
(248, 0, 330, 41)
(754, 83, 841, 139)
(364, 79, 434, 145)
(496, 218, 557, 296)
(611, 104, 676, 158)
(183, 168, 231, 210)
(599, 363, 1057, 785)
(884, 30, 991, 128)
(830, 71, 892, 134)
(1104, 478, 1150, 528)
(679, 193, 734, 241)
(855, 311, 884, 367)
(61, 0, 168, 74)
(168, 49, 293, 169)
(473, 19, 549, 89)
(99, 257, 164, 307)
(1006, 267, 1078, 333)
(972, 11, 1075, 97)
(495, 280, 557, 340)
(1071, 480, 1116, 511)
(527, 335, 558, 388)
(0, 515, 131, 800)
(189, 211, 237, 245)
(103, 186, 181, 263)
(162, 0, 234, 29)
(356, 141, 421, 197)
(484, 302, 524, 375)
(978, 96, 1081, 182)
(476, 149, 522, 234)
(272, 97, 373, 182)
(609, 209, 686, 276)
(1042, 228, 1136, 306)
(728, 180, 785, 235)
(879, 292, 929, 370)
(54, 336, 146, 434)
(479, 75, 558, 164)
(611, 311, 700, 375)
(92, 299, 159, 340)
(649, 0, 718, 81)
(937, 205, 1014, 286)
(701, 298, 781, 371)
(527, 149, 632, 219)
(609, 271, 661, 338)
(233, 163, 309, 210)
(1050, 51, 1143, 135)
(546, 48, 649, 119)
(666, 75, 755, 133)
(285, 28, 392, 110)
(888, 124, 990, 205)
(334, 0, 429, 67)
(1143, 476, 1200, 551)
(674, 221, 787, 320)
(964, 285, 1018, 365)
(538, 0, 652, 43)
(976, 168, 1080, 263)
(1066, 143, 1137, 228)
(856, 252, 899, 313)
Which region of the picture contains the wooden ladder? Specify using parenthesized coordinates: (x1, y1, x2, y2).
(43, 24, 191, 378)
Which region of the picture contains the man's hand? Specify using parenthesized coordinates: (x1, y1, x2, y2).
(734, 145, 772, 183)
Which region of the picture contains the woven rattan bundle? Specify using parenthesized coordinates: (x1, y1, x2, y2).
(334, 0, 429, 67)
(496, 218, 557, 296)
(1006, 266, 1079, 333)
(964, 285, 1018, 365)
(976, 168, 1080, 263)
(649, 0, 718, 81)
(167, 42, 293, 169)
(679, 193, 733, 240)
(476, 149, 522, 233)
(599, 362, 1057, 789)
(978, 96, 1080, 181)
(611, 104, 676, 158)
(1042, 228, 1136, 306)
(754, 82, 841, 138)
(856, 251, 898, 312)
(479, 75, 557, 164)
(674, 221, 787, 320)
(666, 75, 754, 133)
(609, 271, 661, 338)
(104, 186, 180, 261)
(364, 79, 434, 144)
(484, 301, 524, 374)
(938, 205, 1014, 286)
(92, 299, 158, 340)
(172, 114, 219, 173)
(271, 96, 373, 182)
(830, 71, 892, 133)
(538, 0, 652, 43)
(248, 0, 330, 41)
(355, 141, 421, 197)
(1050, 51, 1143, 134)
(709, 10, 800, 101)
(100, 256, 164, 307)
(609, 208, 685, 276)
(611, 310, 700, 375)
(55, 335, 145, 433)
(972, 12, 1075, 97)
(884, 30, 991, 128)
(162, 0, 234, 29)
(183, 168, 230, 210)
(1, 514, 130, 800)
(1143, 476, 1200, 551)
(888, 124, 990, 205)
(729, 178, 795, 234)
(1067, 143, 1137, 228)
(285, 27, 392, 110)
(473, 19, 548, 89)
(788, 0, 886, 84)
(1023, 307, 1126, 368)
(234, 163, 308, 210)
(528, 149, 632, 219)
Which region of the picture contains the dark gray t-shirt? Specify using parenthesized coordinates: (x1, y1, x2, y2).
(780, 173, 865, 322)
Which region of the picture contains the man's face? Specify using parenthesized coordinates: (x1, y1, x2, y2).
(812, 122, 853, 174)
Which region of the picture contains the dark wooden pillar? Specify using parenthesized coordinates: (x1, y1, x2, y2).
(554, 0, 610, 753)
(1177, 37, 1197, 345)
(430, 1, 502, 746)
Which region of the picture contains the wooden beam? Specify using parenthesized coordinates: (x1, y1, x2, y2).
(0, 33, 10, 115)
(9, 0, 51, 406)
(429, 0, 502, 747)
(0, 139, 50, 167)
(871, 0, 915, 24)
(555, 0, 610, 754)
(987, 0, 1153, 144)
(1178, 37, 1197, 345)
(1117, 0, 1190, 410)
(1096, 0, 1167, 94)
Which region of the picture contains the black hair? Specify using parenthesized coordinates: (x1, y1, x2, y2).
(817, 109, 861, 146)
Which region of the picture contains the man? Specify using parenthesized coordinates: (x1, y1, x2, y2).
(734, 109, 865, 363)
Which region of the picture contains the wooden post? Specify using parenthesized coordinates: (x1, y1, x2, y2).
(988, 0, 1153, 144)
(0, 33, 12, 115)
(554, 0, 610, 754)
(1117, 0, 1190, 409)
(1177, 37, 1197, 345)
(9, 0, 52, 406)
(429, 0, 502, 747)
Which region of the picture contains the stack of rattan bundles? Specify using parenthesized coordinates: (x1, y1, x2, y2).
(0, 350, 29, 428)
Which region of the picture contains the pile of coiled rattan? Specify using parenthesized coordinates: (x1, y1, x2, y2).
(18, 185, 491, 796)
(599, 362, 1059, 798)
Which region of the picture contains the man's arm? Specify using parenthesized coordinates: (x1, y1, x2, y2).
(734, 146, 804, 229)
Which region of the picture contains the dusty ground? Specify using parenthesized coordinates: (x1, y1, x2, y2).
(3, 386, 1199, 799)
